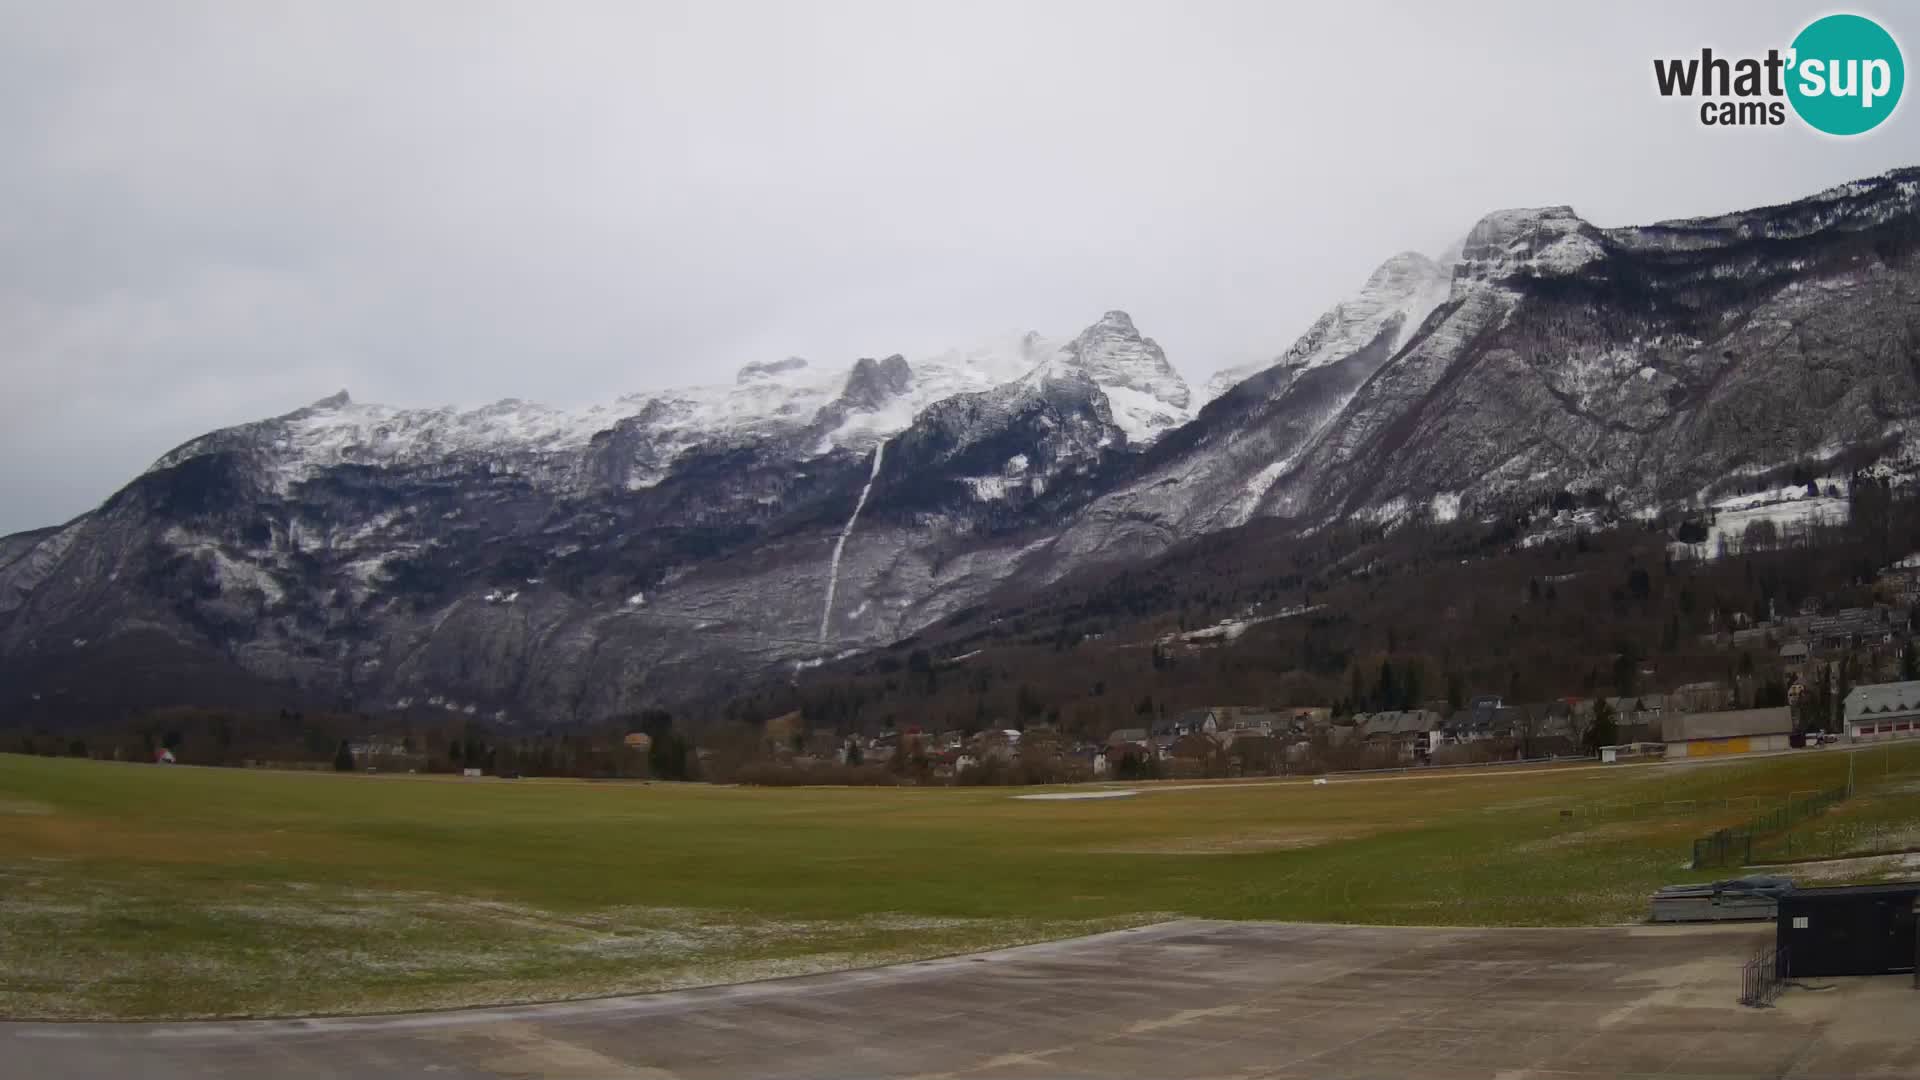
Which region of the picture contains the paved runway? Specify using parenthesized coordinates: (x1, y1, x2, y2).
(6, 920, 1917, 1078)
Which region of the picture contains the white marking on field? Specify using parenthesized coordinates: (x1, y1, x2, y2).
(1012, 790, 1140, 801)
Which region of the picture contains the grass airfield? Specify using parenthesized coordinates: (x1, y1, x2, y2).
(1, 747, 1915, 1019)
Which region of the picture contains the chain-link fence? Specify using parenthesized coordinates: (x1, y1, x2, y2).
(1573, 796, 1772, 822)
(1691, 785, 1850, 869)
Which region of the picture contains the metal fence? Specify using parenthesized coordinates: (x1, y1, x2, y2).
(1575, 796, 1770, 822)
(1740, 944, 1789, 1007)
(1748, 821, 1920, 865)
(1690, 785, 1850, 869)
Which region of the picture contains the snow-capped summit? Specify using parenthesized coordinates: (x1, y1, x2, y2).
(1456, 205, 1605, 281)
(810, 333, 1059, 450)
(1052, 311, 1189, 405)
(838, 355, 913, 411)
(809, 354, 915, 443)
(146, 388, 653, 489)
(146, 312, 1200, 490)
(1033, 310, 1192, 444)
(1202, 251, 1450, 404)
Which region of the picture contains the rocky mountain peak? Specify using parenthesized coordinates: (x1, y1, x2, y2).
(1032, 310, 1193, 444)
(1456, 205, 1604, 281)
(1056, 311, 1189, 408)
(837, 354, 914, 413)
(1366, 251, 1442, 291)
(1202, 250, 1452, 405)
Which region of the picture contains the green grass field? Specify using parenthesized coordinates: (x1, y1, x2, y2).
(3, 747, 1917, 1020)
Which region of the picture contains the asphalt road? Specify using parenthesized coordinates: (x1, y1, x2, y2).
(6, 920, 1917, 1078)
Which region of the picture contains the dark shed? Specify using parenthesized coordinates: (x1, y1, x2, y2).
(1775, 882, 1920, 978)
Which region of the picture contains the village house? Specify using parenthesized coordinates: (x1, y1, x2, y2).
(1808, 606, 1895, 653)
(1442, 709, 1492, 743)
(1570, 694, 1665, 743)
(1670, 681, 1735, 715)
(1223, 711, 1280, 735)
(1225, 733, 1283, 775)
(1875, 561, 1920, 605)
(1160, 710, 1220, 737)
(1521, 705, 1582, 756)
(1442, 697, 1522, 744)
(1168, 731, 1222, 767)
(1353, 709, 1445, 761)
(969, 728, 1021, 762)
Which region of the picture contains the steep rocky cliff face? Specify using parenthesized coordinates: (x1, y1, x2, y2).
(1039, 170, 1920, 576)
(0, 312, 1189, 722)
(1273, 172, 1920, 527)
(6, 168, 1918, 723)
(1042, 251, 1453, 569)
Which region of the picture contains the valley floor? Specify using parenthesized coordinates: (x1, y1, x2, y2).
(0, 748, 1916, 1020)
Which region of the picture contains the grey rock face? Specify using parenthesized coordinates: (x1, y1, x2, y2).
(0, 314, 1162, 722)
(5, 169, 1918, 722)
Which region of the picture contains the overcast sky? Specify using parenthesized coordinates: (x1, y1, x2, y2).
(2, 0, 1915, 534)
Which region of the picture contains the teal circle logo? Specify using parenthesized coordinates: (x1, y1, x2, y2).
(1787, 14, 1904, 135)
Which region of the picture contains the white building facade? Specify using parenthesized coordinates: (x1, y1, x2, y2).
(1844, 681, 1920, 741)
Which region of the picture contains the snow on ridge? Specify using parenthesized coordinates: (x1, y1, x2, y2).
(1674, 493, 1848, 561)
(962, 475, 1015, 501)
(1159, 602, 1325, 646)
(150, 315, 1196, 481)
(1220, 458, 1295, 528)
(1201, 251, 1450, 405)
(1456, 206, 1604, 281)
(1101, 384, 1192, 446)
(1622, 167, 1918, 248)
(826, 331, 1065, 451)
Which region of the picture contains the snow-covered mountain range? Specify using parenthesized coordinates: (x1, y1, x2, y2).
(5, 167, 1919, 723)
(145, 317, 1181, 498)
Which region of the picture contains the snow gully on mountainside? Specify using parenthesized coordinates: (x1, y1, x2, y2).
(818, 438, 886, 644)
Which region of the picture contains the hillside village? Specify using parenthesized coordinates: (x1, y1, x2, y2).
(725, 575, 1920, 787)
(736, 666, 1920, 786)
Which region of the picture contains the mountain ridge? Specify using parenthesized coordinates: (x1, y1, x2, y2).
(5, 166, 1918, 724)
